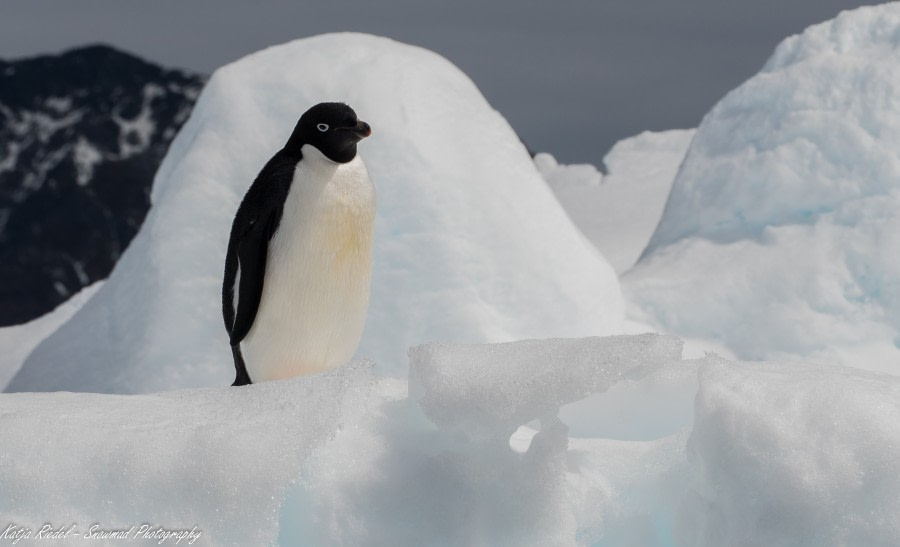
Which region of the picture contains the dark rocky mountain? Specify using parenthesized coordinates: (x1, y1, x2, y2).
(0, 45, 204, 325)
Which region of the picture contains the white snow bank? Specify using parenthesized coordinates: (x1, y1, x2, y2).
(538, 129, 695, 273)
(0, 281, 100, 390)
(10, 33, 623, 394)
(680, 359, 900, 546)
(628, 5, 900, 372)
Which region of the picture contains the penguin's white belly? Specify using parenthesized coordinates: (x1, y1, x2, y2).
(241, 148, 375, 382)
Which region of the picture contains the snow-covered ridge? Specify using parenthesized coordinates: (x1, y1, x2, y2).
(9, 33, 623, 394)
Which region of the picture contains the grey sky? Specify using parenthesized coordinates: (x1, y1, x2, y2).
(0, 0, 887, 165)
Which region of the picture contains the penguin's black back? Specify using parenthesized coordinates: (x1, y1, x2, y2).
(222, 148, 300, 385)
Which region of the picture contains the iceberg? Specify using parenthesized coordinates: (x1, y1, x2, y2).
(9, 34, 622, 394)
(628, 5, 900, 373)
(539, 129, 695, 274)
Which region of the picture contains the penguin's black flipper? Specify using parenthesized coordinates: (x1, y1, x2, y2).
(230, 213, 275, 346)
(221, 150, 296, 384)
(222, 152, 295, 343)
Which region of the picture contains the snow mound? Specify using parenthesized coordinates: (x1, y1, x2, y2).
(628, 5, 900, 371)
(10, 33, 622, 394)
(680, 359, 900, 546)
(539, 129, 695, 273)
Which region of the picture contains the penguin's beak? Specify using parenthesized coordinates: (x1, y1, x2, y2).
(351, 120, 372, 140)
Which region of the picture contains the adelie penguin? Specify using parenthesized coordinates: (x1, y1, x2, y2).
(222, 102, 375, 386)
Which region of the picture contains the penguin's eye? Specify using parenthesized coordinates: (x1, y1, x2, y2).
(316, 123, 329, 132)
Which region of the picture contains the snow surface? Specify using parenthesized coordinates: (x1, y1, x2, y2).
(682, 359, 900, 546)
(627, 4, 900, 373)
(0, 282, 100, 389)
(538, 129, 695, 274)
(3, 334, 897, 546)
(113, 83, 163, 159)
(9, 33, 622, 394)
(72, 137, 102, 186)
(0, 363, 376, 545)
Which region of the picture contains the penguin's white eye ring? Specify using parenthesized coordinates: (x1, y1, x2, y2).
(317, 123, 329, 132)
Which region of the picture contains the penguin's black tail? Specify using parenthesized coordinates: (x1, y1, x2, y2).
(231, 345, 252, 386)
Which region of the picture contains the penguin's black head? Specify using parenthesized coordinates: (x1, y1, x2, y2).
(285, 102, 371, 163)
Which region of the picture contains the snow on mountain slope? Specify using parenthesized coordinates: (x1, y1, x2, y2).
(8, 33, 623, 394)
(0, 45, 203, 325)
(538, 129, 695, 274)
(627, 4, 900, 373)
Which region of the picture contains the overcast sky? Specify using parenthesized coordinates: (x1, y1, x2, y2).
(0, 1, 888, 165)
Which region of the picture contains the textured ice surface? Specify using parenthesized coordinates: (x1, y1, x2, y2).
(409, 333, 683, 436)
(10, 33, 622, 394)
(539, 129, 695, 273)
(628, 5, 900, 372)
(679, 359, 900, 546)
(0, 363, 374, 545)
